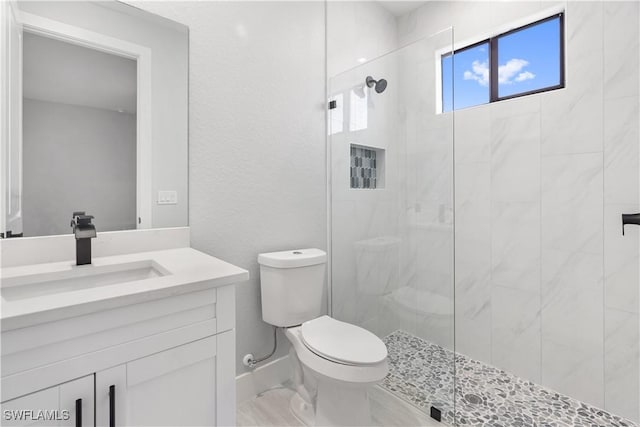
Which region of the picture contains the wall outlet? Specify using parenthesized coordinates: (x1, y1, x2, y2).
(157, 190, 178, 205)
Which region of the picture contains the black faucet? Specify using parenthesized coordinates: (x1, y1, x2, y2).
(622, 213, 640, 236)
(70, 211, 96, 265)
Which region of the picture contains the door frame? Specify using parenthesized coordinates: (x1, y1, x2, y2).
(0, 0, 24, 237)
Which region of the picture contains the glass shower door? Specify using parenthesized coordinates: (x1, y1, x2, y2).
(328, 28, 455, 424)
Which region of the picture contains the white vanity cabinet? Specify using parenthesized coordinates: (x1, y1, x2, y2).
(1, 375, 94, 427)
(1, 274, 242, 427)
(95, 332, 233, 427)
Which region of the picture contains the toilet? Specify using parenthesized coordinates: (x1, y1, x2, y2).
(258, 248, 389, 426)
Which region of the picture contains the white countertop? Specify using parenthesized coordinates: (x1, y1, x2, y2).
(0, 247, 249, 331)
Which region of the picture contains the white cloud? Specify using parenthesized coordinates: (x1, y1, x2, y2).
(498, 58, 528, 84)
(515, 71, 536, 82)
(463, 60, 489, 86)
(463, 57, 536, 87)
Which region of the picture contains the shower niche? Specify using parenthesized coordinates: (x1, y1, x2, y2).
(350, 144, 385, 189)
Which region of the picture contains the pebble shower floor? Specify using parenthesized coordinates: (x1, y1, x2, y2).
(381, 331, 637, 427)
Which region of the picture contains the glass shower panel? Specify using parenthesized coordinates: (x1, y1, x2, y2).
(329, 28, 455, 423)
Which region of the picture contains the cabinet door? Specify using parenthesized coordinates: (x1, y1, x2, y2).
(1, 375, 94, 427)
(96, 335, 222, 427)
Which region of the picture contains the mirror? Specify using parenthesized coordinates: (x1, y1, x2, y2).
(1, 0, 189, 237)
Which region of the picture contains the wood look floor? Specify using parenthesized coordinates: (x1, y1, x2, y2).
(237, 384, 443, 427)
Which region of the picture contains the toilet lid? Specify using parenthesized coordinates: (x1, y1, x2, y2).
(300, 316, 387, 365)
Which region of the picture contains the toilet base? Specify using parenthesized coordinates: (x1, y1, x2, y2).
(289, 392, 314, 426)
(284, 323, 387, 426)
(314, 377, 373, 426)
(288, 379, 374, 427)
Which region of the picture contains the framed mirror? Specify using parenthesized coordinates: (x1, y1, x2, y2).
(1, 0, 189, 238)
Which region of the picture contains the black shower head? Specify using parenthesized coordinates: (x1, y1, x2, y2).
(366, 75, 388, 93)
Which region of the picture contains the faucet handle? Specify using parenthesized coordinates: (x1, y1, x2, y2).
(71, 211, 94, 227)
(622, 213, 640, 236)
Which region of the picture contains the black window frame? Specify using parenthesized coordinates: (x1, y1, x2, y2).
(443, 12, 565, 111)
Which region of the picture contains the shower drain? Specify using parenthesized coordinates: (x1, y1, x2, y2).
(464, 393, 483, 405)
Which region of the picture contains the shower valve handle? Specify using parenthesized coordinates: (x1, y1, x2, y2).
(622, 213, 640, 236)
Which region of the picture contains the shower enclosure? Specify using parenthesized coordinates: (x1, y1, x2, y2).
(328, 28, 457, 421)
(328, 2, 640, 426)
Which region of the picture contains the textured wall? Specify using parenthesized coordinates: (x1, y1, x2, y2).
(398, 1, 640, 421)
(131, 1, 327, 376)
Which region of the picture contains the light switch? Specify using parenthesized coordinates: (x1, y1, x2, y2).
(157, 190, 178, 205)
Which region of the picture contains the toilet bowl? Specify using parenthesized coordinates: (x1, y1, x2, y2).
(258, 249, 389, 426)
(285, 316, 388, 426)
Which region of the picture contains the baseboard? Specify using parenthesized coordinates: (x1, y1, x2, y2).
(236, 355, 292, 403)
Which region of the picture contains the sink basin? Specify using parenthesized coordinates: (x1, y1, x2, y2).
(1, 260, 171, 301)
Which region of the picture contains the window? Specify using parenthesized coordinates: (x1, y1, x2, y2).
(442, 42, 490, 112)
(442, 13, 564, 112)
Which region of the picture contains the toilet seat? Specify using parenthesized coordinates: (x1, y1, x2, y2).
(300, 316, 387, 366)
(284, 326, 389, 384)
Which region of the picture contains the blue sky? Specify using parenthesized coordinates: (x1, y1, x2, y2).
(442, 17, 561, 112)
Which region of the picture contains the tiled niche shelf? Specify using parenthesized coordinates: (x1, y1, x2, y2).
(350, 144, 385, 189)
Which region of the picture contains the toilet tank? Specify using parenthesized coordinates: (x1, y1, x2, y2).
(258, 248, 327, 327)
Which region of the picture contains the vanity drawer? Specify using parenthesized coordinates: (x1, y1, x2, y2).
(2, 287, 220, 377)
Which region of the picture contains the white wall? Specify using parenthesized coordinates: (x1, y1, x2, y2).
(131, 1, 326, 376)
(18, 1, 188, 229)
(22, 98, 136, 236)
(22, 31, 137, 113)
(327, 1, 398, 77)
(397, 0, 639, 421)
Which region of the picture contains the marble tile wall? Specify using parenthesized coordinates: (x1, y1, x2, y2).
(538, 3, 607, 405)
(397, 0, 639, 421)
(602, 1, 640, 420)
(392, 30, 455, 349)
(453, 107, 493, 363)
